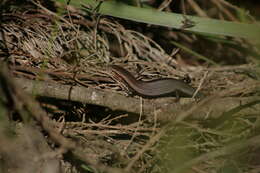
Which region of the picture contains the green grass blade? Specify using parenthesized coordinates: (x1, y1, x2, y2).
(57, 0, 260, 40)
(171, 41, 218, 65)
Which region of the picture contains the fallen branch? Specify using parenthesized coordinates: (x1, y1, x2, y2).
(14, 76, 260, 122)
(0, 64, 124, 173)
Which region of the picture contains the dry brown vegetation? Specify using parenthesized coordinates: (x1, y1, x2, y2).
(0, 0, 260, 173)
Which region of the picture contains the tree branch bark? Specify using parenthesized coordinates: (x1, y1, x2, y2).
(14, 77, 260, 122)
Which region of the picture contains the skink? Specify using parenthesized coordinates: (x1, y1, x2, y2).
(109, 65, 204, 98)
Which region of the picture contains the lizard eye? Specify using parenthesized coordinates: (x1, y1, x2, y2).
(182, 75, 191, 84)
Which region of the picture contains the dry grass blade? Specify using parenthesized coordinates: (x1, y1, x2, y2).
(0, 63, 124, 173)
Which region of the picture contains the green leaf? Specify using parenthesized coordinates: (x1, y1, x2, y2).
(57, 0, 260, 40)
(171, 41, 218, 65)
